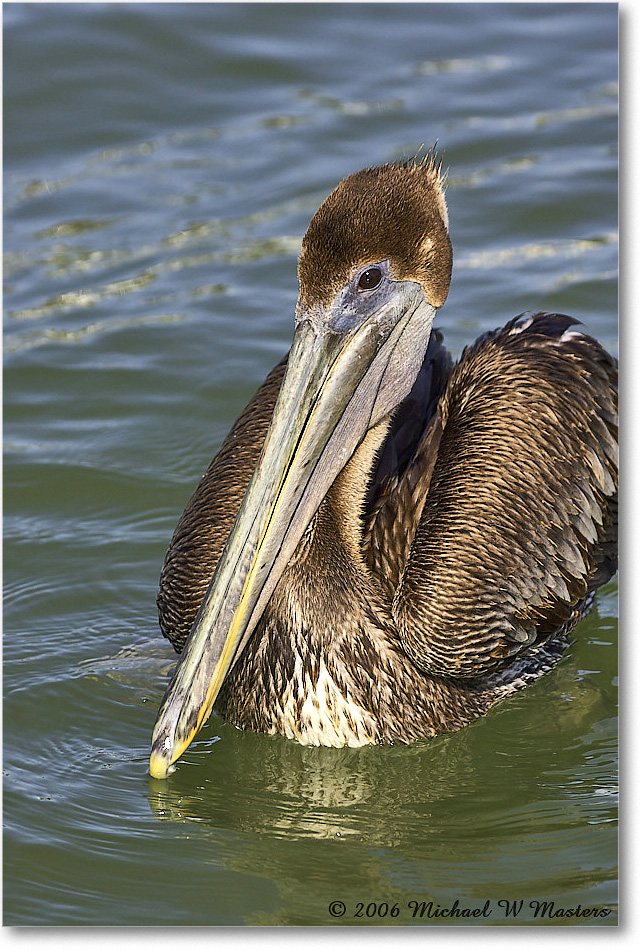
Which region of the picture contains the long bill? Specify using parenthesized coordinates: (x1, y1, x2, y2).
(149, 281, 436, 778)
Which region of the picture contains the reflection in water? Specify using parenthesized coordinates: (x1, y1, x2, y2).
(143, 625, 616, 925)
(146, 608, 617, 859)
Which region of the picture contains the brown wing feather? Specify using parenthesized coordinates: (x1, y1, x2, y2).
(157, 356, 288, 652)
(393, 312, 618, 677)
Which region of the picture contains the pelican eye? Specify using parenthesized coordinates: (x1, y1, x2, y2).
(357, 267, 382, 292)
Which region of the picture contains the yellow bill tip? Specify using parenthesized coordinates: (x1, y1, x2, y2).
(149, 715, 205, 779)
(149, 749, 174, 780)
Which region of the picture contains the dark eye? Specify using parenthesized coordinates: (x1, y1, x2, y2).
(357, 267, 382, 292)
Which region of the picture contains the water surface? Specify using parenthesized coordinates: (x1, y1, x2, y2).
(3, 2, 618, 926)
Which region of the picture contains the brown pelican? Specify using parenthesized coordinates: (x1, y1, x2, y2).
(150, 157, 618, 779)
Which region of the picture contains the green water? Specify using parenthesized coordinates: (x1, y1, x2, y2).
(3, 2, 617, 926)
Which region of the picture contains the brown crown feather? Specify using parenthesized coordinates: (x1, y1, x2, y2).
(297, 157, 453, 312)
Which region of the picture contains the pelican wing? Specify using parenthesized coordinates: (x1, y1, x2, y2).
(392, 313, 618, 677)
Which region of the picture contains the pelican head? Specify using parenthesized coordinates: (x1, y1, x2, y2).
(150, 157, 453, 778)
